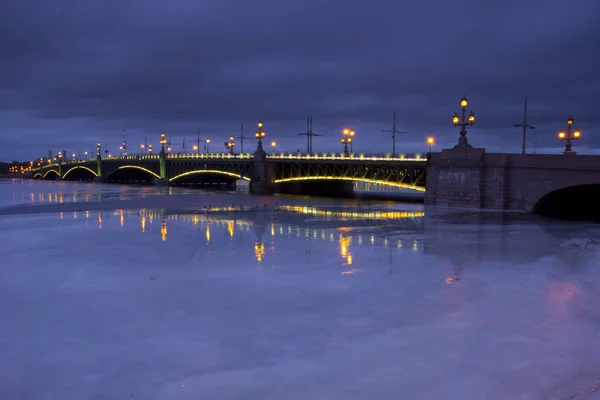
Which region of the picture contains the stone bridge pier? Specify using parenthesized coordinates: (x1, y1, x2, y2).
(425, 147, 600, 217)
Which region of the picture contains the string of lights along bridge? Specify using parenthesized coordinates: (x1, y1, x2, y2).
(25, 95, 583, 171)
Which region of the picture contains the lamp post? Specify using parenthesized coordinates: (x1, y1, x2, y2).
(148, 144, 153, 154)
(452, 95, 475, 148)
(225, 136, 235, 154)
(427, 136, 434, 153)
(558, 116, 581, 155)
(341, 128, 353, 156)
(255, 120, 266, 151)
(160, 132, 166, 154)
(271, 141, 276, 153)
(205, 138, 210, 153)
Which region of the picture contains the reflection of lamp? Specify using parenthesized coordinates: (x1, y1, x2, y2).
(161, 218, 167, 242)
(254, 242, 265, 263)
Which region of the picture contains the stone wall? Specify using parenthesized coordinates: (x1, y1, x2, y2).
(426, 149, 600, 211)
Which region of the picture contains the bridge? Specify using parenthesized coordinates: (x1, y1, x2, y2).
(29, 141, 600, 217)
(31, 149, 427, 196)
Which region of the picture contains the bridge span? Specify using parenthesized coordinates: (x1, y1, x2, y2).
(31, 150, 427, 197)
(30, 145, 600, 216)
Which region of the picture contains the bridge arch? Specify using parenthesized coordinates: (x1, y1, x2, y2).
(103, 165, 160, 183)
(33, 173, 43, 178)
(273, 176, 425, 192)
(43, 169, 60, 179)
(169, 170, 251, 183)
(62, 166, 98, 180)
(533, 184, 600, 220)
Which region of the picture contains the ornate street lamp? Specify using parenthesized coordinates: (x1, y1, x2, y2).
(160, 132, 166, 154)
(205, 138, 210, 153)
(342, 128, 353, 156)
(225, 136, 235, 154)
(558, 116, 581, 155)
(452, 95, 475, 148)
(255, 120, 266, 151)
(427, 136, 434, 153)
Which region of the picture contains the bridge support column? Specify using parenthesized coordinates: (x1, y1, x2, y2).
(249, 149, 274, 194)
(425, 147, 487, 209)
(153, 178, 168, 186)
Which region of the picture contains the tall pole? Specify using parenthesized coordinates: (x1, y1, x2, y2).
(122, 126, 127, 156)
(297, 116, 321, 154)
(197, 128, 200, 154)
(241, 123, 244, 153)
(513, 96, 536, 155)
(381, 109, 406, 157)
(309, 117, 313, 153)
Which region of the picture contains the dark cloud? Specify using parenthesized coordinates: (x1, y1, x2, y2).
(1, 0, 600, 160)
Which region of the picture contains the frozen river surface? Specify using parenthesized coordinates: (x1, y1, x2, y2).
(1, 179, 600, 399)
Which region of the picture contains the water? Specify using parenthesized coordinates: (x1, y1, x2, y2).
(1, 179, 600, 399)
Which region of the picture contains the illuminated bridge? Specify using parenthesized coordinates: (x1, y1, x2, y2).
(31, 151, 427, 195)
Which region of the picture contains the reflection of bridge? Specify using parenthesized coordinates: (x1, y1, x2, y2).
(31, 151, 427, 196)
(59, 205, 425, 266)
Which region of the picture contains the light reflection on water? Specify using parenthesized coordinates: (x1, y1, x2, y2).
(52, 206, 425, 269)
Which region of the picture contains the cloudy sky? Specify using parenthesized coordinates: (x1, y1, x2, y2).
(1, 0, 600, 161)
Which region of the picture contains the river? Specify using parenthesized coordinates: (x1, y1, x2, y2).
(1, 178, 599, 399)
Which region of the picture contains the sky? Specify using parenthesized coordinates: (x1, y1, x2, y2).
(1, 0, 600, 161)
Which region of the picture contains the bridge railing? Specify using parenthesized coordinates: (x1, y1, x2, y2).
(267, 152, 426, 161)
(35, 151, 428, 166)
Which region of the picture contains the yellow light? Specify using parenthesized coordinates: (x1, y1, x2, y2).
(205, 225, 211, 243)
(452, 115, 459, 124)
(169, 170, 251, 182)
(254, 243, 265, 263)
(161, 220, 167, 241)
(574, 130, 581, 138)
(117, 165, 160, 178)
(343, 128, 349, 135)
(271, 141, 276, 146)
(43, 169, 60, 178)
(258, 121, 263, 128)
(468, 114, 475, 122)
(567, 118, 573, 125)
(140, 144, 144, 148)
(273, 176, 425, 191)
(167, 147, 171, 152)
(206, 139, 210, 144)
(460, 98, 468, 107)
(193, 145, 198, 150)
(62, 166, 98, 178)
(558, 131, 565, 138)
(427, 137, 434, 144)
(255, 132, 259, 138)
(350, 130, 355, 136)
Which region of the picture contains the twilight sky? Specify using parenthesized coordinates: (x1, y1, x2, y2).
(2, 0, 600, 161)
